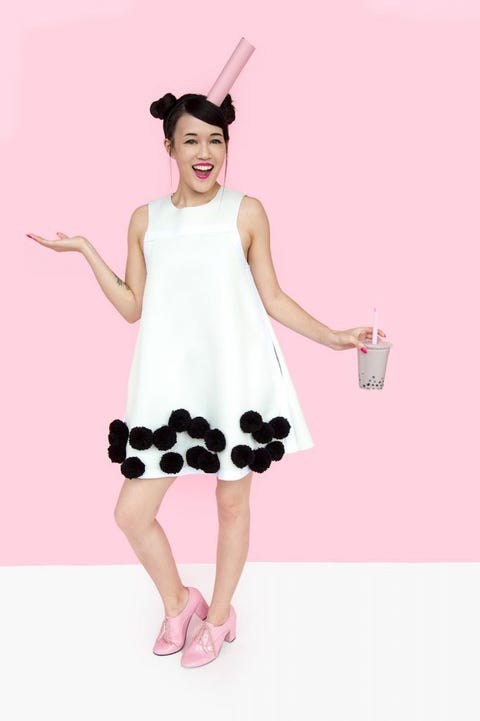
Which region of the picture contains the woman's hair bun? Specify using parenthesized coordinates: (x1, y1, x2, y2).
(150, 92, 178, 120)
(219, 93, 235, 124)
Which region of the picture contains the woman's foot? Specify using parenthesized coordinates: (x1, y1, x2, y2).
(181, 605, 236, 668)
(153, 586, 209, 656)
(164, 585, 190, 617)
(205, 610, 230, 626)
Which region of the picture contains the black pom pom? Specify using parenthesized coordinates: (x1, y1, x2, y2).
(231, 444, 254, 468)
(197, 449, 220, 473)
(152, 425, 176, 450)
(129, 426, 153, 450)
(188, 416, 210, 438)
(169, 408, 191, 432)
(108, 419, 129, 445)
(239, 410, 263, 433)
(121, 456, 146, 479)
(108, 442, 126, 463)
(269, 416, 291, 439)
(249, 448, 272, 473)
(266, 440, 285, 461)
(252, 421, 274, 444)
(186, 445, 205, 469)
(149, 92, 177, 120)
(205, 428, 226, 452)
(160, 452, 184, 474)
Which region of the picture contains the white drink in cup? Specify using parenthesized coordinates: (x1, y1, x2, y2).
(357, 341, 392, 390)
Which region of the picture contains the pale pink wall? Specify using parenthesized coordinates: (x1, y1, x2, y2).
(2, 1, 479, 564)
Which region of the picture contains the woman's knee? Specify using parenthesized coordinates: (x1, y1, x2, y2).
(113, 475, 176, 532)
(215, 473, 252, 522)
(114, 502, 149, 534)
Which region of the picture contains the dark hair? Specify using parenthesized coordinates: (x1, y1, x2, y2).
(149, 92, 236, 184)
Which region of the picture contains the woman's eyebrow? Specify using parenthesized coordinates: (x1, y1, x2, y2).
(183, 132, 223, 137)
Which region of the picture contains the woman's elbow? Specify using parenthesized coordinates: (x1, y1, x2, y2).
(123, 306, 141, 323)
(126, 295, 142, 323)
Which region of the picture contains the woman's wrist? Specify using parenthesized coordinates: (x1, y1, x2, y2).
(322, 328, 337, 348)
(79, 236, 92, 255)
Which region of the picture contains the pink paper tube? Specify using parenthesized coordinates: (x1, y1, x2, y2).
(206, 37, 255, 106)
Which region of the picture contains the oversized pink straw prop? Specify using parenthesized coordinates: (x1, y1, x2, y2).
(206, 37, 255, 106)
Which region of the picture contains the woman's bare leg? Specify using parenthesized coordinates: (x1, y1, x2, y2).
(207, 470, 253, 626)
(114, 475, 189, 617)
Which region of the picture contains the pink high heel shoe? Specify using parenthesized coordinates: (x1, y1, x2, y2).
(181, 604, 236, 668)
(153, 586, 209, 656)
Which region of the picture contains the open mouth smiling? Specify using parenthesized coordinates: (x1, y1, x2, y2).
(192, 164, 214, 178)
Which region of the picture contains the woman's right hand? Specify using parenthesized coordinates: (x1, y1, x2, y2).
(26, 232, 86, 253)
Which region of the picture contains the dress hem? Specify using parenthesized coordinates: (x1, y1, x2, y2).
(125, 441, 314, 481)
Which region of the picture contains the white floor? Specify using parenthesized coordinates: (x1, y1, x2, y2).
(0, 562, 479, 721)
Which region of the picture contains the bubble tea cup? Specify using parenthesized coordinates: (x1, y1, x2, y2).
(357, 341, 392, 390)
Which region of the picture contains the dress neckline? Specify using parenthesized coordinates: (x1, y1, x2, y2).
(169, 185, 222, 210)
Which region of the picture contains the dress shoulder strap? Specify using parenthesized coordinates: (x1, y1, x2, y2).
(144, 196, 170, 240)
(213, 187, 245, 219)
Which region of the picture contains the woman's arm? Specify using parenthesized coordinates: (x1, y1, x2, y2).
(241, 196, 335, 347)
(81, 205, 147, 323)
(27, 206, 147, 323)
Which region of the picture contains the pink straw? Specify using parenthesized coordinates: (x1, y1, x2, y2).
(206, 37, 255, 106)
(372, 307, 378, 344)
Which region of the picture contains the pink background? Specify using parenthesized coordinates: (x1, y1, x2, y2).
(2, 1, 479, 564)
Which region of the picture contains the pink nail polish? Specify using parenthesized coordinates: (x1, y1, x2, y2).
(361, 347, 367, 353)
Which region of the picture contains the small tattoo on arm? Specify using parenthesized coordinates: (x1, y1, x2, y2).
(114, 273, 131, 291)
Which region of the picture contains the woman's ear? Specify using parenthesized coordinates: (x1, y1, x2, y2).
(164, 138, 173, 157)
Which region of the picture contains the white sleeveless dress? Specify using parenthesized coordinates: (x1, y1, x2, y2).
(107, 185, 314, 481)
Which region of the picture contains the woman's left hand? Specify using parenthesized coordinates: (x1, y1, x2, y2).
(327, 327, 387, 352)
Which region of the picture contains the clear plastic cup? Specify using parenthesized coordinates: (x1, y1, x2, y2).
(357, 341, 392, 390)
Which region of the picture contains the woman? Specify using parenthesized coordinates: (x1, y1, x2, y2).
(26, 91, 386, 669)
